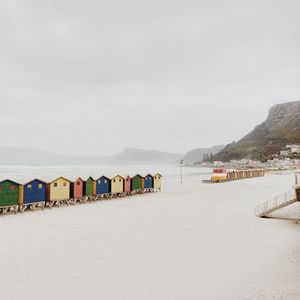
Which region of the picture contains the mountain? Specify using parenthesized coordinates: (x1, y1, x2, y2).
(214, 101, 300, 162)
(111, 148, 182, 164)
(0, 146, 181, 165)
(182, 145, 225, 164)
(0, 146, 113, 165)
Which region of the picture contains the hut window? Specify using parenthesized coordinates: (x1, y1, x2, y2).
(38, 184, 43, 189)
(54, 183, 58, 187)
(105, 180, 107, 184)
(126, 178, 129, 181)
(10, 185, 15, 191)
(98, 180, 101, 184)
(119, 179, 121, 182)
(27, 184, 32, 190)
(77, 181, 81, 186)
(63, 182, 66, 187)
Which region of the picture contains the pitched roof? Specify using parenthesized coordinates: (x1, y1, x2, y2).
(0, 179, 20, 186)
(96, 176, 111, 181)
(154, 173, 163, 177)
(132, 174, 143, 179)
(112, 175, 125, 180)
(143, 174, 154, 178)
(23, 178, 47, 186)
(75, 177, 84, 182)
(50, 176, 71, 184)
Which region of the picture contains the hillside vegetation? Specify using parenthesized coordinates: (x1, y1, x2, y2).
(214, 101, 300, 161)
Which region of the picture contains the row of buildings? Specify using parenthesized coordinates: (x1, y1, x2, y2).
(0, 174, 162, 209)
(199, 158, 300, 171)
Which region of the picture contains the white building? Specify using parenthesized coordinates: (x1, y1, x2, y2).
(286, 144, 300, 154)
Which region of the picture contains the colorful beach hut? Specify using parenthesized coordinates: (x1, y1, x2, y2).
(0, 179, 20, 207)
(84, 177, 95, 196)
(71, 177, 84, 199)
(48, 177, 71, 202)
(124, 176, 131, 195)
(144, 174, 154, 190)
(153, 174, 162, 191)
(96, 176, 111, 195)
(131, 174, 143, 193)
(23, 179, 47, 204)
(111, 175, 124, 195)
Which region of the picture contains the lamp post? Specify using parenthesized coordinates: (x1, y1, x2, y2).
(179, 160, 184, 184)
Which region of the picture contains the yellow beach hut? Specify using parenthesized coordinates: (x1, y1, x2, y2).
(153, 173, 162, 192)
(48, 177, 71, 202)
(111, 175, 125, 196)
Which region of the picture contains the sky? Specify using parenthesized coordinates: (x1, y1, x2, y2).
(0, 0, 300, 156)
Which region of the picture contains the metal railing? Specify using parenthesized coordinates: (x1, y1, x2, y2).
(254, 190, 296, 217)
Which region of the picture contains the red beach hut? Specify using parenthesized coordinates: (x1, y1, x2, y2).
(124, 176, 131, 195)
(74, 177, 84, 198)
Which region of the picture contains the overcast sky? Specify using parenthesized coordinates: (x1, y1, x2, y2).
(0, 0, 300, 156)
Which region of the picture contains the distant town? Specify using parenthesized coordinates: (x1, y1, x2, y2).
(195, 144, 300, 171)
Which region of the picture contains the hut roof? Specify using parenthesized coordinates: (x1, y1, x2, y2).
(142, 174, 154, 178)
(112, 175, 125, 180)
(96, 176, 111, 181)
(23, 178, 48, 186)
(132, 174, 143, 179)
(50, 176, 71, 184)
(0, 179, 20, 186)
(75, 177, 84, 182)
(154, 173, 163, 177)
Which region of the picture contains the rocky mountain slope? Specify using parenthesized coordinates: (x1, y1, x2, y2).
(214, 101, 300, 161)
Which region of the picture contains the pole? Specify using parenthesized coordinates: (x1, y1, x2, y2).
(180, 160, 183, 184)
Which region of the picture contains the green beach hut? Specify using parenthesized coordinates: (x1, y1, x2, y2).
(131, 174, 143, 192)
(0, 179, 20, 207)
(84, 177, 95, 196)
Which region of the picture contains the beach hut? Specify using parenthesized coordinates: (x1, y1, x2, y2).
(73, 177, 84, 199)
(131, 174, 143, 193)
(48, 177, 71, 204)
(124, 176, 131, 195)
(144, 174, 154, 191)
(111, 175, 125, 195)
(0, 179, 20, 209)
(231, 171, 236, 180)
(22, 179, 47, 207)
(84, 177, 95, 196)
(153, 174, 162, 192)
(228, 171, 231, 180)
(95, 176, 111, 195)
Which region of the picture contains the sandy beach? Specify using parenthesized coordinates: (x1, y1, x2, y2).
(0, 166, 299, 299)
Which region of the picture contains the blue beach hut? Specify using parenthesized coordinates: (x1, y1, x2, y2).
(23, 179, 47, 204)
(144, 174, 154, 189)
(95, 176, 111, 195)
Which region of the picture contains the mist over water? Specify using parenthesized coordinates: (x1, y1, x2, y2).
(0, 164, 202, 182)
